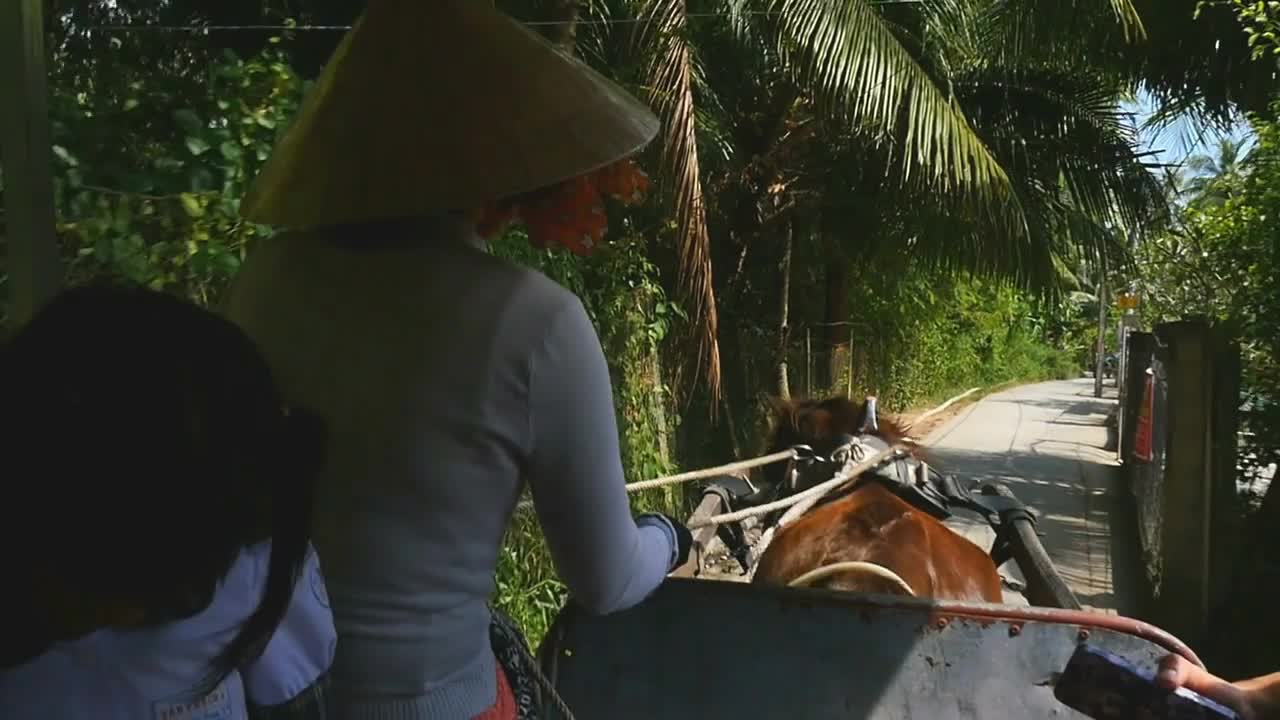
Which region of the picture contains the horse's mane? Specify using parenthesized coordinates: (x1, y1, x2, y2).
(766, 395, 912, 446)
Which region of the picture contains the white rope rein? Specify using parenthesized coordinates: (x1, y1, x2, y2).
(687, 444, 899, 529)
(513, 448, 798, 513)
(902, 386, 980, 431)
(624, 448, 798, 490)
(511, 384, 977, 516)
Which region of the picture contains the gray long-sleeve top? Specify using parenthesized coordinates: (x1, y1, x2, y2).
(222, 215, 676, 719)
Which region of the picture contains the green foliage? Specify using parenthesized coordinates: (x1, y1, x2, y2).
(47, 44, 304, 306)
(1136, 100, 1280, 507)
(839, 263, 1079, 412)
(492, 512, 567, 646)
(1198, 0, 1280, 60)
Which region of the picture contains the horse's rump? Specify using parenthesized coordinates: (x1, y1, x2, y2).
(753, 483, 1002, 602)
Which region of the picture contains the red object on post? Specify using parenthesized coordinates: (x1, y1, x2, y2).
(1132, 370, 1155, 463)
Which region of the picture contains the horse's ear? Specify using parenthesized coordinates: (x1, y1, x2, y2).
(858, 396, 880, 433)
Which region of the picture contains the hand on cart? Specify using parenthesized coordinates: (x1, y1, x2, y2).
(1156, 654, 1280, 720)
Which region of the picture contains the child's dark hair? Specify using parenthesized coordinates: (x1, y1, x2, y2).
(1, 281, 325, 689)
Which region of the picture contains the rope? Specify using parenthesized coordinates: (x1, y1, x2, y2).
(516, 641, 577, 720)
(745, 446, 903, 580)
(786, 561, 916, 595)
(688, 445, 899, 529)
(513, 448, 797, 513)
(624, 448, 795, 490)
(691, 443, 901, 527)
(902, 386, 981, 431)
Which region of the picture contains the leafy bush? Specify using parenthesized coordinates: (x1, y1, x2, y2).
(1136, 100, 1280, 509)
(837, 263, 1080, 412)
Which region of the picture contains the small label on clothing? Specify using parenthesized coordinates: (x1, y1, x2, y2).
(152, 682, 235, 720)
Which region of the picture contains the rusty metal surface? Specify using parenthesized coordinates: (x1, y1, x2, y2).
(538, 578, 1204, 719)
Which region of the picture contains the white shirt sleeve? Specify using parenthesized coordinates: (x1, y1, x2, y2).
(239, 544, 337, 709)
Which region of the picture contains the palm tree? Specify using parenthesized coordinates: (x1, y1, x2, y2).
(506, 0, 1273, 408)
(618, 0, 1249, 401)
(1183, 135, 1250, 204)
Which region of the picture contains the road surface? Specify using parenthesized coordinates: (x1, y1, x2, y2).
(927, 378, 1142, 615)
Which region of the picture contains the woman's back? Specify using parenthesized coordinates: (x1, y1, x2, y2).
(224, 217, 674, 716)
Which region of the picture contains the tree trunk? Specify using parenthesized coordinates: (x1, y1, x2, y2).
(648, 321, 671, 467)
(776, 219, 794, 399)
(821, 229, 849, 392)
(704, 197, 755, 462)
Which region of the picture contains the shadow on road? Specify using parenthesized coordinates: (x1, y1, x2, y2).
(927, 444, 1144, 616)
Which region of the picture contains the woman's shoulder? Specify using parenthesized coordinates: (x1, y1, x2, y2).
(0, 547, 271, 719)
(467, 250, 586, 323)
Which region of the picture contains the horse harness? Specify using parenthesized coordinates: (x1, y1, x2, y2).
(702, 434, 1039, 575)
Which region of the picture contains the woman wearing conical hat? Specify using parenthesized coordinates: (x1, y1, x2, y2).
(223, 2, 692, 718)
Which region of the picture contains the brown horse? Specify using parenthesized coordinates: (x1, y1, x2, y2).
(750, 396, 1004, 603)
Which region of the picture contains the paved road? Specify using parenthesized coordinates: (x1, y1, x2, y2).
(926, 378, 1142, 615)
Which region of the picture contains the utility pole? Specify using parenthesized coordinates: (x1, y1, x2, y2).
(1095, 277, 1107, 398)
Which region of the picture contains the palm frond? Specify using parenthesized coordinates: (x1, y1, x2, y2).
(805, 57, 1158, 294)
(764, 0, 1018, 216)
(982, 0, 1146, 57)
(981, 0, 1279, 125)
(641, 0, 723, 406)
(952, 64, 1167, 241)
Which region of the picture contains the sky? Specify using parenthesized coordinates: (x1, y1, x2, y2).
(1122, 90, 1257, 173)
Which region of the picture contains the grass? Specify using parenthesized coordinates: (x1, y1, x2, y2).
(492, 487, 687, 649)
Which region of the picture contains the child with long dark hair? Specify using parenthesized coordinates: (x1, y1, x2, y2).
(0, 282, 336, 719)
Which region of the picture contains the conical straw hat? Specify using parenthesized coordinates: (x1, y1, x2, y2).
(240, 0, 660, 229)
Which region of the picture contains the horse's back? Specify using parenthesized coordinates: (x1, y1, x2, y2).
(754, 484, 1002, 603)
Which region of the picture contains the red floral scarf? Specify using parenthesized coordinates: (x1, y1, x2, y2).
(476, 159, 651, 256)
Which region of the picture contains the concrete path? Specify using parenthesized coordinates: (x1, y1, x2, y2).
(925, 378, 1142, 615)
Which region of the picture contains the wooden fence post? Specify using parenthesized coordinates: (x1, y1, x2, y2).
(0, 0, 63, 327)
(1207, 324, 1242, 628)
(1154, 321, 1210, 646)
(846, 327, 854, 398)
(1152, 320, 1241, 650)
(805, 327, 812, 398)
